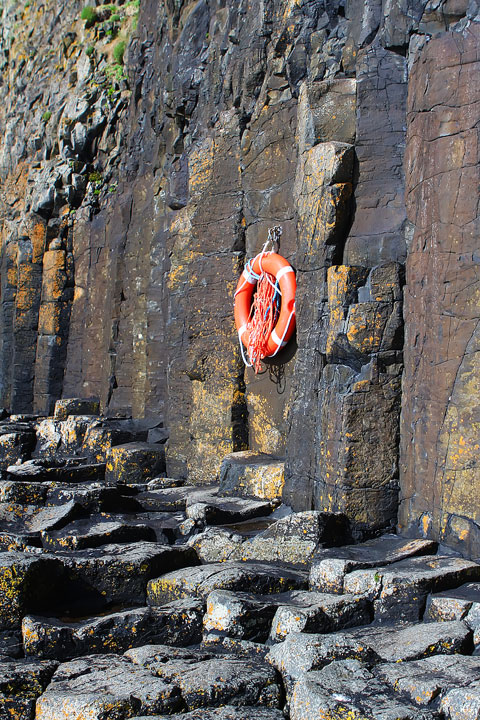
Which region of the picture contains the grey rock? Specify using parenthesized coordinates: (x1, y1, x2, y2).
(23, 598, 204, 659)
(186, 495, 273, 525)
(36, 654, 183, 718)
(126, 645, 282, 710)
(130, 708, 285, 720)
(6, 458, 105, 484)
(147, 562, 308, 605)
(204, 590, 281, 643)
(376, 654, 480, 707)
(41, 517, 157, 551)
(310, 535, 438, 593)
(0, 658, 58, 719)
(441, 681, 480, 719)
(61, 541, 199, 607)
(290, 660, 433, 720)
(269, 590, 372, 642)
(25, 500, 81, 533)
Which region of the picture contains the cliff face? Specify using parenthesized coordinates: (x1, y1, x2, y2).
(1, 0, 480, 554)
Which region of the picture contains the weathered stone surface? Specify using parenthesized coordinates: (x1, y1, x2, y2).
(23, 599, 204, 659)
(41, 517, 156, 551)
(36, 654, 183, 719)
(126, 645, 283, 710)
(34, 417, 99, 460)
(310, 535, 438, 593)
(204, 590, 280, 643)
(400, 22, 480, 559)
(426, 583, 480, 623)
(0, 552, 66, 629)
(219, 452, 285, 501)
(6, 458, 105, 484)
(60, 542, 199, 608)
(106, 442, 166, 485)
(376, 654, 480, 707)
(441, 682, 480, 719)
(54, 397, 100, 420)
(186, 495, 274, 525)
(290, 660, 432, 720)
(147, 562, 308, 606)
(0, 659, 57, 720)
(0, 430, 35, 469)
(269, 590, 372, 642)
(130, 708, 285, 720)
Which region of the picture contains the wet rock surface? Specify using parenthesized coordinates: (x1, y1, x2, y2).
(0, 411, 479, 718)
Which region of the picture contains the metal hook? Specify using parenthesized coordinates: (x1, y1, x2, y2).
(267, 225, 283, 251)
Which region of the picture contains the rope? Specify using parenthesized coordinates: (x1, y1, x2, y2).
(246, 270, 280, 373)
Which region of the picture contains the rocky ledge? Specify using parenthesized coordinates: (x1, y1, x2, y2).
(1, 402, 480, 719)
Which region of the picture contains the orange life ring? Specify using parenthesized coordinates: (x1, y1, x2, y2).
(234, 251, 296, 359)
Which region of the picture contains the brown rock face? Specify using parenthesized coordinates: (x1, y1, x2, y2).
(400, 24, 480, 557)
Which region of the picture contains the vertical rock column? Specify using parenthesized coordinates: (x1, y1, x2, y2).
(400, 24, 480, 557)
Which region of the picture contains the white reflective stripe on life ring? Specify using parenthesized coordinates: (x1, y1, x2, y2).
(243, 269, 257, 284)
(275, 265, 294, 282)
(271, 328, 287, 348)
(238, 324, 248, 338)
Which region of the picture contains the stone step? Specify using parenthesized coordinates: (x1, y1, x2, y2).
(23, 599, 204, 660)
(130, 708, 286, 720)
(105, 442, 166, 485)
(147, 561, 308, 606)
(41, 517, 157, 551)
(310, 534, 439, 593)
(6, 458, 106, 484)
(219, 451, 285, 501)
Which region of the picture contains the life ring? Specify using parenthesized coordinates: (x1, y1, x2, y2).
(234, 251, 296, 360)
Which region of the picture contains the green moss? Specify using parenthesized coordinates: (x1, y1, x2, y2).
(88, 170, 102, 183)
(81, 6, 97, 24)
(42, 110, 52, 123)
(105, 63, 125, 83)
(85, 44, 95, 56)
(111, 13, 121, 21)
(113, 39, 126, 64)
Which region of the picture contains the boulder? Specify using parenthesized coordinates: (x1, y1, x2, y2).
(204, 590, 281, 643)
(0, 659, 58, 719)
(41, 517, 157, 551)
(105, 442, 166, 485)
(54, 397, 100, 420)
(219, 452, 285, 501)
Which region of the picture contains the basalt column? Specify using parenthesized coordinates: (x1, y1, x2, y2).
(400, 24, 480, 558)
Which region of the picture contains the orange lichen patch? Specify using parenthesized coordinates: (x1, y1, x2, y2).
(37, 301, 66, 336)
(31, 222, 47, 264)
(41, 250, 67, 302)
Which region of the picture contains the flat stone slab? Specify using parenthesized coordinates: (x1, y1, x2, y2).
(0, 659, 58, 719)
(376, 654, 480, 706)
(186, 494, 274, 525)
(6, 459, 105, 484)
(290, 660, 433, 720)
(60, 542, 199, 608)
(35, 654, 183, 719)
(219, 451, 285, 501)
(147, 562, 308, 605)
(125, 645, 282, 710)
(130, 708, 285, 720)
(267, 621, 472, 690)
(426, 582, 480, 621)
(23, 599, 204, 659)
(0, 479, 48, 506)
(269, 590, 372, 642)
(134, 485, 220, 512)
(41, 517, 157, 551)
(310, 535, 438, 593)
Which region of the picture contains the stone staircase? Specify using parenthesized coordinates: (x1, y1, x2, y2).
(0, 401, 480, 719)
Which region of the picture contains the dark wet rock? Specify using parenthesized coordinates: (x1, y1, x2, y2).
(290, 660, 433, 720)
(186, 495, 274, 525)
(34, 417, 100, 461)
(147, 562, 308, 605)
(105, 442, 166, 485)
(126, 645, 283, 710)
(269, 590, 372, 642)
(376, 654, 480, 707)
(0, 430, 36, 470)
(44, 483, 140, 514)
(0, 629, 23, 659)
(36, 654, 183, 719)
(0, 552, 71, 629)
(310, 535, 438, 593)
(203, 590, 281, 643)
(0, 659, 58, 719)
(130, 708, 285, 720)
(23, 598, 204, 659)
(219, 452, 286, 501)
(53, 397, 100, 420)
(60, 542, 199, 608)
(6, 458, 105, 484)
(0, 479, 48, 506)
(203, 636, 270, 662)
(134, 485, 220, 513)
(41, 516, 157, 551)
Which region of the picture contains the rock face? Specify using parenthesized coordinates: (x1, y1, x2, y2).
(0, 0, 480, 556)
